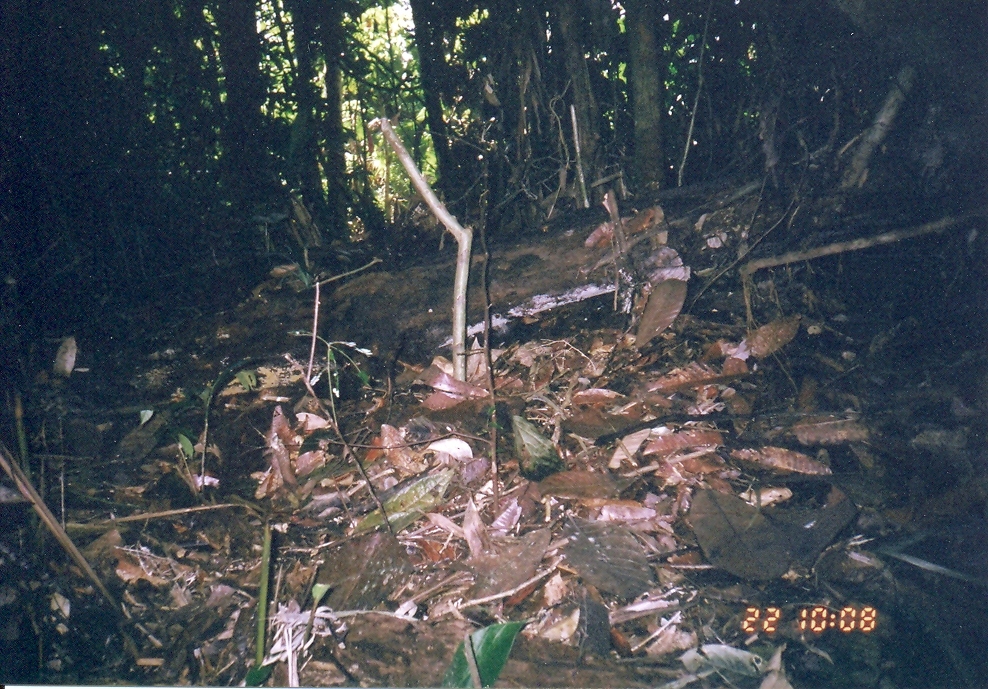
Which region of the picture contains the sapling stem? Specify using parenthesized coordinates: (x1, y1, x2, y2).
(370, 117, 473, 381)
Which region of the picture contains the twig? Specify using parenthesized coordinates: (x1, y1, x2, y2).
(677, 0, 713, 187)
(459, 556, 563, 608)
(740, 213, 979, 276)
(570, 104, 589, 208)
(313, 257, 381, 287)
(370, 117, 473, 381)
(0, 442, 116, 607)
(307, 281, 321, 385)
(477, 180, 500, 512)
(0, 441, 141, 661)
(255, 522, 272, 669)
(99, 503, 249, 524)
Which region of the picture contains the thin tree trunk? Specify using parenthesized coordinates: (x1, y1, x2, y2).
(554, 0, 600, 198)
(215, 0, 267, 202)
(626, 0, 664, 190)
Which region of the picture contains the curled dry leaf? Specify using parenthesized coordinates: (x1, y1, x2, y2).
(416, 363, 490, 399)
(641, 429, 724, 457)
(572, 388, 625, 406)
(609, 427, 652, 469)
(743, 316, 801, 359)
(598, 503, 657, 522)
(730, 446, 831, 475)
(53, 335, 77, 377)
(265, 405, 297, 487)
(647, 362, 725, 393)
(379, 423, 429, 474)
(790, 416, 869, 445)
(739, 486, 793, 507)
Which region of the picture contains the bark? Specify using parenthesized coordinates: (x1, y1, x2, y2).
(626, 0, 665, 191)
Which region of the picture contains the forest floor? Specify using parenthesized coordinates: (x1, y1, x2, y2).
(2, 180, 988, 688)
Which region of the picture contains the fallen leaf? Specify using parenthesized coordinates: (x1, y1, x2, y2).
(513, 415, 565, 480)
(647, 362, 727, 393)
(687, 489, 792, 580)
(730, 446, 831, 475)
(572, 388, 625, 406)
(743, 316, 801, 359)
(635, 279, 687, 349)
(642, 429, 724, 457)
(562, 518, 655, 599)
(53, 336, 77, 377)
(791, 416, 869, 445)
(538, 470, 621, 499)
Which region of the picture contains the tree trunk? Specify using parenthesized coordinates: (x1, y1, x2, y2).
(554, 0, 600, 198)
(285, 0, 329, 235)
(409, 0, 456, 199)
(626, 0, 664, 191)
(318, 0, 349, 240)
(214, 0, 268, 204)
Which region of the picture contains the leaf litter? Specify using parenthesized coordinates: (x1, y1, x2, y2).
(6, 203, 986, 688)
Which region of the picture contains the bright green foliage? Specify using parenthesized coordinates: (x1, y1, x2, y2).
(442, 621, 527, 688)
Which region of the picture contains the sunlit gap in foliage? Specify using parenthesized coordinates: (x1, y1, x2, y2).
(343, 0, 435, 222)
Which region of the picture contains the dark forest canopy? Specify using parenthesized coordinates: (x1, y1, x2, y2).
(0, 0, 984, 343)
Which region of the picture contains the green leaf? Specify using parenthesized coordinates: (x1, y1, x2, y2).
(512, 416, 564, 481)
(354, 469, 453, 535)
(236, 370, 258, 391)
(245, 664, 273, 686)
(311, 582, 331, 606)
(139, 409, 154, 426)
(177, 433, 195, 460)
(442, 621, 527, 688)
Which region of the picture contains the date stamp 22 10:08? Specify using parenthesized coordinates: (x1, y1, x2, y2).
(742, 605, 878, 635)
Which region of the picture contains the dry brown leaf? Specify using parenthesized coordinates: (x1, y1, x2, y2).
(647, 362, 728, 393)
(635, 279, 687, 349)
(265, 405, 297, 487)
(572, 388, 625, 406)
(609, 427, 652, 469)
(379, 424, 428, 474)
(463, 498, 491, 561)
(641, 429, 724, 457)
(730, 446, 831, 475)
(790, 416, 870, 445)
(598, 503, 657, 522)
(539, 470, 620, 499)
(417, 363, 490, 399)
(743, 316, 801, 359)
